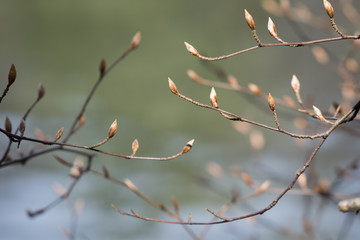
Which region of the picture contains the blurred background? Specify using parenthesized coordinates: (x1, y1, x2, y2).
(0, 0, 359, 239)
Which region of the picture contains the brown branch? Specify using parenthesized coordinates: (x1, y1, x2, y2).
(185, 35, 360, 61)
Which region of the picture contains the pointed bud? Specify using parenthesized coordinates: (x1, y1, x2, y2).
(267, 17, 277, 38)
(268, 93, 276, 111)
(298, 173, 308, 190)
(99, 59, 106, 76)
(5, 116, 12, 133)
(184, 42, 199, 56)
(210, 87, 218, 108)
(227, 75, 239, 88)
(172, 196, 179, 213)
(323, 0, 334, 18)
(241, 172, 254, 186)
(108, 119, 117, 138)
(78, 114, 86, 127)
(187, 69, 201, 83)
(124, 178, 138, 191)
(8, 64, 17, 85)
(291, 75, 300, 93)
(256, 180, 271, 194)
(130, 32, 141, 49)
(168, 77, 179, 95)
(248, 83, 262, 95)
(19, 119, 26, 135)
(312, 46, 329, 65)
(54, 127, 64, 142)
(131, 139, 139, 156)
(37, 83, 45, 100)
(182, 139, 195, 154)
(244, 9, 255, 30)
(102, 164, 110, 178)
(313, 105, 326, 121)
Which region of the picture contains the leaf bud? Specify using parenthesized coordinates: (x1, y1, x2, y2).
(248, 83, 262, 95)
(244, 9, 255, 30)
(37, 83, 45, 100)
(5, 116, 12, 133)
(168, 77, 179, 95)
(19, 119, 26, 135)
(131, 139, 139, 156)
(268, 93, 276, 111)
(313, 105, 326, 121)
(130, 32, 141, 49)
(8, 64, 16, 85)
(99, 59, 106, 76)
(108, 119, 118, 138)
(291, 75, 300, 93)
(54, 127, 64, 142)
(210, 87, 218, 108)
(182, 139, 195, 154)
(184, 42, 199, 56)
(323, 0, 334, 18)
(267, 17, 277, 38)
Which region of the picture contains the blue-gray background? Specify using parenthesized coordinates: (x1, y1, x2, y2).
(1, 1, 359, 239)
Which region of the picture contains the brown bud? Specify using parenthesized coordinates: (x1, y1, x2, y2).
(172, 196, 179, 213)
(313, 105, 326, 121)
(182, 139, 195, 154)
(37, 83, 45, 100)
(19, 119, 26, 135)
(168, 77, 179, 95)
(267, 17, 277, 38)
(130, 32, 141, 49)
(131, 139, 139, 156)
(108, 119, 118, 138)
(54, 127, 64, 142)
(5, 116, 12, 133)
(184, 42, 199, 56)
(268, 93, 276, 111)
(244, 9, 255, 30)
(210, 87, 218, 108)
(323, 0, 334, 18)
(78, 114, 86, 127)
(99, 59, 106, 76)
(102, 164, 110, 178)
(8, 64, 16, 85)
